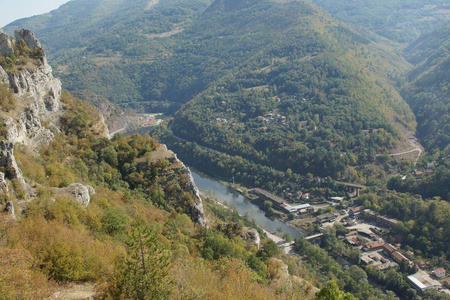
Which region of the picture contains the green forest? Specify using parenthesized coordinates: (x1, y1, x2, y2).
(2, 0, 450, 298)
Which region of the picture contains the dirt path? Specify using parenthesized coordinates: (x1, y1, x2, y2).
(379, 122, 424, 164)
(50, 283, 96, 300)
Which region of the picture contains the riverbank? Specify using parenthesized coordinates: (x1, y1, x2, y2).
(191, 169, 304, 239)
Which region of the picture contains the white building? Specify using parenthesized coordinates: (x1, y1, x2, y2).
(407, 270, 442, 293)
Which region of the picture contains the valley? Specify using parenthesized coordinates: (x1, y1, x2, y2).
(1, 0, 449, 299)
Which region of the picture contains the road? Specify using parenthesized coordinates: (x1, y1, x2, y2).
(108, 127, 127, 138)
(387, 148, 423, 164)
(264, 230, 297, 255)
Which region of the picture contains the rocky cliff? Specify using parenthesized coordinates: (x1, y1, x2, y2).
(160, 144, 207, 227)
(1, 29, 62, 148)
(0, 29, 96, 215)
(0, 29, 206, 225)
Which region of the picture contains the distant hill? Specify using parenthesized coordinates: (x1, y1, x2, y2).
(5, 0, 417, 179)
(167, 0, 416, 178)
(5, 0, 214, 107)
(308, 0, 450, 43)
(402, 20, 450, 151)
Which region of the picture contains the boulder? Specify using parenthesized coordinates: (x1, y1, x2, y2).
(240, 227, 261, 249)
(61, 183, 95, 208)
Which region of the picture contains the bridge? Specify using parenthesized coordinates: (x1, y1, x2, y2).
(305, 233, 323, 241)
(335, 181, 367, 197)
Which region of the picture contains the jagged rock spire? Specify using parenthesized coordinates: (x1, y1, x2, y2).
(0, 28, 14, 55)
(14, 29, 42, 50)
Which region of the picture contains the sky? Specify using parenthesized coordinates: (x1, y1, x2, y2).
(0, 0, 72, 28)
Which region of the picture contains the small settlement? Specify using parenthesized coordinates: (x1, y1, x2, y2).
(249, 186, 449, 296)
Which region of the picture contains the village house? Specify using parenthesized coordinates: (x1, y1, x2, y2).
(363, 240, 385, 251)
(330, 196, 344, 203)
(414, 170, 423, 178)
(345, 231, 358, 238)
(361, 255, 374, 265)
(376, 263, 391, 271)
(382, 243, 398, 255)
(346, 236, 361, 246)
(349, 205, 365, 216)
(416, 261, 427, 269)
(373, 215, 399, 228)
(405, 251, 415, 259)
(316, 213, 335, 224)
(432, 268, 446, 278)
(391, 251, 410, 264)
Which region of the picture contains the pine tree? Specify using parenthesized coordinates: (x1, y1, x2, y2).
(116, 219, 172, 299)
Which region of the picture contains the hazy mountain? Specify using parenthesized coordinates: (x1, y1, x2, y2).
(402, 20, 450, 151)
(308, 0, 450, 43)
(5, 0, 213, 106)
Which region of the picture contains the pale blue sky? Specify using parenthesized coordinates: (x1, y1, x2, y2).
(1, 0, 72, 27)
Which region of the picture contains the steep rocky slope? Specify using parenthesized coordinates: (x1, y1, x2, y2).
(0, 29, 206, 225)
(0, 29, 103, 213)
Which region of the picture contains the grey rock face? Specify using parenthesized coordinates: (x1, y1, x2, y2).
(0, 172, 8, 194)
(0, 30, 62, 148)
(0, 65, 9, 84)
(61, 183, 95, 208)
(185, 170, 208, 227)
(0, 141, 33, 196)
(14, 29, 42, 50)
(240, 228, 261, 249)
(0, 29, 13, 55)
(172, 152, 207, 227)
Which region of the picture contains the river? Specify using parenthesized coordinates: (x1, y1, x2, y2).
(191, 171, 303, 239)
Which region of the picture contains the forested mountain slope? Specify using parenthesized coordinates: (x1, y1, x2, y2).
(5, 0, 417, 181)
(5, 0, 214, 107)
(402, 20, 450, 152)
(308, 0, 450, 43)
(169, 0, 415, 178)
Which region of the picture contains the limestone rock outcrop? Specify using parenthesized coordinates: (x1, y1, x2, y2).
(184, 169, 208, 227)
(0, 172, 8, 195)
(1, 29, 62, 147)
(162, 145, 207, 227)
(0, 29, 13, 55)
(0, 29, 63, 203)
(0, 141, 33, 196)
(14, 29, 42, 50)
(60, 183, 95, 209)
(240, 228, 261, 249)
(0, 65, 9, 84)
(171, 152, 207, 227)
